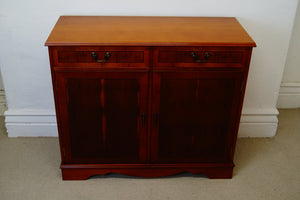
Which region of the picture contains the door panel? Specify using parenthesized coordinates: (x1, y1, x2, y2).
(151, 71, 243, 163)
(56, 72, 148, 164)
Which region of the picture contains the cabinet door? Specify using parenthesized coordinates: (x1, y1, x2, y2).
(55, 72, 148, 164)
(151, 71, 244, 163)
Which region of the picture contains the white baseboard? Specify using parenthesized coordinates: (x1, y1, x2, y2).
(5, 110, 58, 137)
(0, 90, 7, 116)
(277, 82, 300, 108)
(238, 108, 279, 137)
(5, 108, 279, 138)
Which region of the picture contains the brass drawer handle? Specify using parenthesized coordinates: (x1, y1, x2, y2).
(190, 52, 210, 63)
(91, 52, 111, 62)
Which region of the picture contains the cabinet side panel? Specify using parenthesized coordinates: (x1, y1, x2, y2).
(48, 47, 65, 161)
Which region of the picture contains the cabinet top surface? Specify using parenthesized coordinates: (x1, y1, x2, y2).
(45, 16, 256, 47)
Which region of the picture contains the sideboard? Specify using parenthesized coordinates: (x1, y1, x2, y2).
(45, 16, 256, 180)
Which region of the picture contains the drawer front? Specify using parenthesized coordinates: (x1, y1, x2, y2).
(154, 47, 251, 68)
(51, 47, 149, 68)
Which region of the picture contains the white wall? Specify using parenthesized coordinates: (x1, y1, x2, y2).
(0, 71, 7, 115)
(0, 0, 298, 137)
(277, 1, 300, 108)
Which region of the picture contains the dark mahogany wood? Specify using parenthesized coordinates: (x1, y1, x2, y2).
(55, 72, 149, 164)
(151, 71, 243, 163)
(46, 16, 255, 180)
(60, 163, 234, 180)
(52, 46, 149, 68)
(154, 47, 251, 68)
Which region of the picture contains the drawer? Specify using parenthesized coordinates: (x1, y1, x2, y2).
(51, 47, 149, 68)
(153, 47, 251, 68)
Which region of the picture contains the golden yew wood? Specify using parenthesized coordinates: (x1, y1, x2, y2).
(45, 16, 256, 47)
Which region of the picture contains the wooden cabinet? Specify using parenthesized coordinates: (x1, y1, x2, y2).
(46, 16, 256, 180)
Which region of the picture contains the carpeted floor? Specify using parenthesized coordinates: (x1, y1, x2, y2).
(0, 109, 299, 200)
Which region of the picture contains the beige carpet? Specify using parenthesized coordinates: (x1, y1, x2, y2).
(0, 109, 299, 200)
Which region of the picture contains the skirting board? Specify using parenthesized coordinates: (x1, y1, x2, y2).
(5, 110, 57, 137)
(4, 108, 279, 138)
(277, 82, 300, 108)
(0, 90, 7, 116)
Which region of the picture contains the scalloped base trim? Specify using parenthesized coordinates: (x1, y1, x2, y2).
(60, 163, 234, 180)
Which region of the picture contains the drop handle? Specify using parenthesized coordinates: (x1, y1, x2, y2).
(190, 52, 210, 63)
(91, 52, 111, 63)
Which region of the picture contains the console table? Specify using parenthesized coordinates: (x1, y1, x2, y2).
(45, 16, 256, 180)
